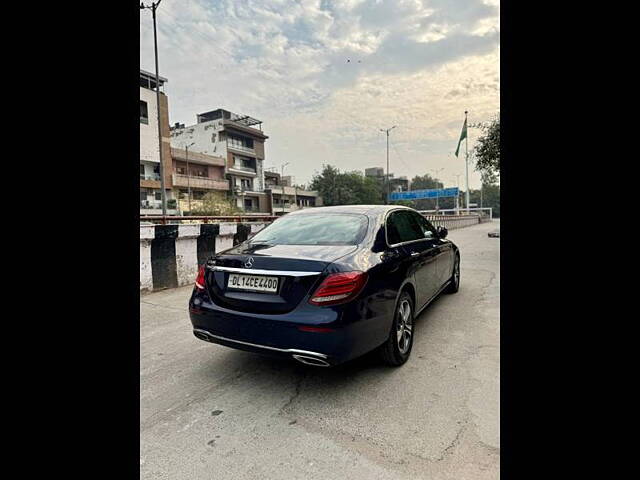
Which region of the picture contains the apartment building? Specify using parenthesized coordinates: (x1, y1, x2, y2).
(364, 167, 384, 178)
(390, 176, 410, 192)
(140, 69, 177, 214)
(264, 171, 323, 216)
(170, 109, 270, 214)
(170, 147, 229, 212)
(364, 167, 410, 192)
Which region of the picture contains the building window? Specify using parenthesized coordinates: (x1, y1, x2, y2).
(233, 155, 256, 172)
(176, 166, 186, 175)
(140, 101, 149, 124)
(228, 134, 254, 150)
(241, 178, 252, 190)
(154, 191, 162, 201)
(140, 164, 145, 177)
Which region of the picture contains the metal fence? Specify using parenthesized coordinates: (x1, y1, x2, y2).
(419, 207, 493, 220)
(422, 214, 484, 230)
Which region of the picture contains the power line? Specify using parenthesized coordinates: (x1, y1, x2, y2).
(389, 137, 413, 176)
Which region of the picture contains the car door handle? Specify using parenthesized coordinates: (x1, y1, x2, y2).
(410, 251, 420, 257)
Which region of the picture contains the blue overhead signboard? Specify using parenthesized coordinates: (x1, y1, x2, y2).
(389, 187, 459, 201)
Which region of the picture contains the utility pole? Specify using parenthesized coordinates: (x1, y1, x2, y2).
(431, 167, 445, 213)
(141, 0, 167, 215)
(454, 174, 461, 215)
(281, 162, 290, 214)
(185, 142, 195, 213)
(464, 111, 470, 214)
(380, 126, 396, 204)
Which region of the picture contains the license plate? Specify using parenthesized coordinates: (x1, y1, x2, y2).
(227, 273, 279, 293)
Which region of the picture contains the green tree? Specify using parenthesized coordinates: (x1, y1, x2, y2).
(468, 183, 500, 217)
(309, 165, 384, 205)
(358, 175, 384, 204)
(473, 115, 500, 184)
(405, 174, 443, 210)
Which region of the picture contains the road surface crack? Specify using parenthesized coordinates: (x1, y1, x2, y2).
(435, 420, 469, 462)
(279, 371, 307, 415)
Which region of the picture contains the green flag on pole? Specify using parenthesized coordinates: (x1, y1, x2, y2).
(454, 117, 467, 157)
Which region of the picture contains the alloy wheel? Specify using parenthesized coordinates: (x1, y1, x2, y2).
(396, 299, 413, 354)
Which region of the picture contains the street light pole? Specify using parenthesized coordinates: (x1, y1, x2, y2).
(281, 162, 290, 214)
(380, 126, 396, 204)
(464, 110, 470, 214)
(431, 167, 444, 212)
(185, 142, 195, 213)
(141, 0, 167, 216)
(454, 174, 461, 215)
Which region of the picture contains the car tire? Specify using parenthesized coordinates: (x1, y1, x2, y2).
(444, 253, 460, 294)
(379, 291, 414, 366)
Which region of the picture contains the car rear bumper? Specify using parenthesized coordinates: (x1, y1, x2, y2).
(189, 296, 364, 367)
(192, 328, 332, 366)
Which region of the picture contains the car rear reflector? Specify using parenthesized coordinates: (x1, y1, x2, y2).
(309, 271, 367, 306)
(298, 326, 335, 333)
(195, 265, 206, 290)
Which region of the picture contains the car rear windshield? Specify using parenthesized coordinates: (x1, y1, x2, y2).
(249, 213, 369, 246)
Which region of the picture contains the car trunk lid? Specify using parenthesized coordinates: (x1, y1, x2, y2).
(204, 243, 357, 314)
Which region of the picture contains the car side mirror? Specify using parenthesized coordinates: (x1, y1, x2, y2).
(436, 226, 448, 238)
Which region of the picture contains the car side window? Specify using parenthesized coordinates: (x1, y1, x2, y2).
(412, 212, 438, 239)
(387, 211, 423, 245)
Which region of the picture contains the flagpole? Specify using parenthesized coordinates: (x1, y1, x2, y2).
(465, 110, 469, 213)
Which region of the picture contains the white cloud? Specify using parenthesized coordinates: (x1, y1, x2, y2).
(140, 0, 499, 189)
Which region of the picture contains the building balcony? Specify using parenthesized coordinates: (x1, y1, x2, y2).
(140, 200, 178, 215)
(222, 118, 268, 140)
(268, 185, 297, 196)
(170, 147, 225, 167)
(227, 143, 256, 155)
(272, 203, 298, 213)
(243, 205, 261, 213)
(227, 166, 257, 176)
(172, 174, 229, 190)
(140, 175, 161, 189)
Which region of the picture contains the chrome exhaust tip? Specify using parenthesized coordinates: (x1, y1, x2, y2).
(292, 354, 330, 367)
(193, 329, 211, 341)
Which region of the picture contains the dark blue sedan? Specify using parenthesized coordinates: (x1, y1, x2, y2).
(189, 205, 460, 367)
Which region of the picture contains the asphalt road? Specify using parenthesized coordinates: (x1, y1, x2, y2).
(140, 219, 500, 480)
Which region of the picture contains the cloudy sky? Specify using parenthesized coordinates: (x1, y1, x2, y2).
(140, 0, 499, 190)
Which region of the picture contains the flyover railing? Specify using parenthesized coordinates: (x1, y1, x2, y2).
(140, 215, 279, 225)
(418, 207, 493, 221)
(421, 213, 485, 230)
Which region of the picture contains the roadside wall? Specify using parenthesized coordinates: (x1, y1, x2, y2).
(140, 222, 268, 293)
(140, 215, 487, 293)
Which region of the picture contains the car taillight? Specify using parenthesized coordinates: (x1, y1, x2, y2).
(309, 271, 367, 306)
(195, 265, 206, 290)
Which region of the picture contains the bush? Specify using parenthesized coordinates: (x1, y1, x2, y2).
(189, 192, 243, 216)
